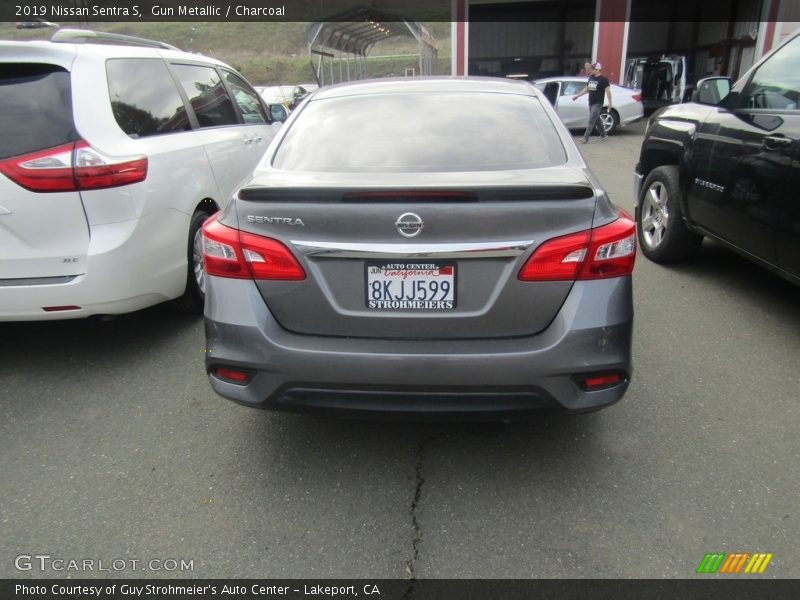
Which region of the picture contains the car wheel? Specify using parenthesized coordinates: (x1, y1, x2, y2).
(636, 165, 702, 262)
(600, 109, 619, 135)
(173, 209, 212, 313)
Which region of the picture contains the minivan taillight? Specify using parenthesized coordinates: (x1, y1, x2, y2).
(0, 140, 147, 192)
(519, 210, 636, 281)
(202, 218, 306, 281)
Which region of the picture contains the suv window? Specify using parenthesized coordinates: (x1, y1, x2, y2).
(0, 64, 78, 159)
(740, 34, 800, 111)
(273, 92, 566, 172)
(222, 70, 268, 124)
(171, 64, 239, 128)
(106, 58, 191, 138)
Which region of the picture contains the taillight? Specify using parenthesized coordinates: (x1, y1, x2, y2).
(0, 142, 75, 191)
(518, 229, 590, 281)
(202, 218, 306, 281)
(632, 93, 642, 103)
(519, 210, 636, 281)
(0, 140, 147, 193)
(73, 142, 148, 190)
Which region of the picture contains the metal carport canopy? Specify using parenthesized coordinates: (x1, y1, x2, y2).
(307, 5, 438, 85)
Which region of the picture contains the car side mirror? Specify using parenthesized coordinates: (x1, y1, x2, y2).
(691, 77, 732, 106)
(269, 105, 288, 123)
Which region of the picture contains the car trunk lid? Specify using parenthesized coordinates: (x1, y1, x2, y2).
(230, 168, 597, 339)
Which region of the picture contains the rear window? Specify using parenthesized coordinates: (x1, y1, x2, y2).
(0, 64, 78, 159)
(272, 91, 566, 172)
(106, 58, 191, 138)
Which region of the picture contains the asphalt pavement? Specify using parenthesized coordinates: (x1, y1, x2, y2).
(1, 122, 799, 579)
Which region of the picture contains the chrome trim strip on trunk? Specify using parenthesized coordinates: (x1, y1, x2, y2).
(0, 275, 79, 287)
(291, 240, 535, 259)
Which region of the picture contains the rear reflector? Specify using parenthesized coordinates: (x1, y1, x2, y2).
(211, 366, 253, 384)
(576, 373, 623, 390)
(202, 217, 305, 281)
(0, 140, 147, 193)
(42, 306, 81, 312)
(519, 210, 636, 281)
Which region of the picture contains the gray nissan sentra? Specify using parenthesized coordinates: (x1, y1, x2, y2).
(201, 77, 635, 419)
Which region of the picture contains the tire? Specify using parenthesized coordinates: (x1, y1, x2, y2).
(636, 165, 703, 262)
(600, 109, 619, 135)
(172, 209, 212, 314)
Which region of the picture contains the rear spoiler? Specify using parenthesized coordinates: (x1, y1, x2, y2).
(237, 186, 595, 203)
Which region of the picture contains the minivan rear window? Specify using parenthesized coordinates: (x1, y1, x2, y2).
(272, 91, 567, 172)
(0, 64, 78, 159)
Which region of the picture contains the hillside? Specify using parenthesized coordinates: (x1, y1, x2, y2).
(0, 21, 451, 84)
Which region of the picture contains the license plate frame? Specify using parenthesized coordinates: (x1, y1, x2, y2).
(365, 261, 457, 310)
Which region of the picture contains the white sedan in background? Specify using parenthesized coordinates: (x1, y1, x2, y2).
(533, 77, 644, 135)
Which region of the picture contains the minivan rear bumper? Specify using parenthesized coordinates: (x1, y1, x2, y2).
(204, 276, 634, 419)
(0, 211, 188, 320)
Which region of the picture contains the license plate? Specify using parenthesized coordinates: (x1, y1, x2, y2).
(366, 262, 456, 310)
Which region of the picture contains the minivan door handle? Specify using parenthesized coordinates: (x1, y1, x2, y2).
(763, 135, 793, 150)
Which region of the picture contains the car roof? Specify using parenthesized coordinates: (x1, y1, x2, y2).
(533, 76, 625, 86)
(0, 40, 77, 68)
(0, 39, 228, 69)
(535, 76, 595, 83)
(313, 76, 537, 100)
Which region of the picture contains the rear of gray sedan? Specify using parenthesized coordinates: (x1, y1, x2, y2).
(202, 78, 635, 419)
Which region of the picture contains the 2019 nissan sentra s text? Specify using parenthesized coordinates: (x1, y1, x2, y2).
(202, 77, 636, 420)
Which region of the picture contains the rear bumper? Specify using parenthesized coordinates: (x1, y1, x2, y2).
(0, 211, 188, 321)
(620, 115, 643, 127)
(204, 276, 634, 419)
(619, 105, 644, 127)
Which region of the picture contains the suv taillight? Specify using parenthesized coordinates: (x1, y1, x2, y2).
(0, 140, 147, 192)
(202, 217, 306, 281)
(519, 210, 636, 281)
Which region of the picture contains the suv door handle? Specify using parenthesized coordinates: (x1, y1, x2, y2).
(763, 135, 793, 150)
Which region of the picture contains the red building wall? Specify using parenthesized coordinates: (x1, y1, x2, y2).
(595, 0, 628, 84)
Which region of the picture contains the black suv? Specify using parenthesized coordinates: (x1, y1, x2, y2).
(634, 31, 800, 286)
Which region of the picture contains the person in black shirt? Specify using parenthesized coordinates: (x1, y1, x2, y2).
(571, 62, 613, 143)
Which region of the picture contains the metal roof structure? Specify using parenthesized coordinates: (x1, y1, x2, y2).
(307, 6, 438, 85)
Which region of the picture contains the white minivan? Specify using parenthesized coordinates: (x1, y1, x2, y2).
(0, 30, 277, 320)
